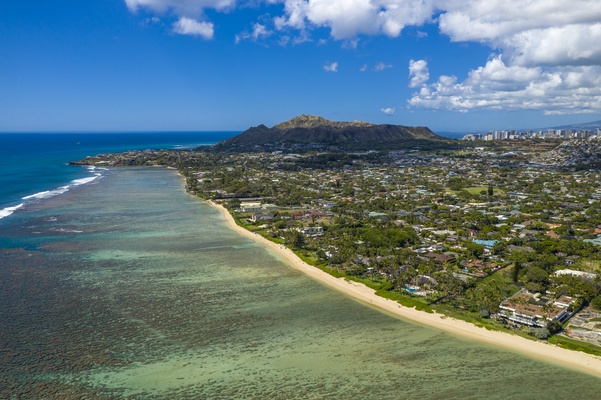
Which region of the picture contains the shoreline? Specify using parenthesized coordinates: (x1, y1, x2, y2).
(206, 199, 601, 379)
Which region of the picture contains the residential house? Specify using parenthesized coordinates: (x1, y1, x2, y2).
(498, 291, 575, 328)
(424, 253, 454, 263)
(251, 213, 275, 222)
(299, 226, 324, 236)
(241, 202, 262, 212)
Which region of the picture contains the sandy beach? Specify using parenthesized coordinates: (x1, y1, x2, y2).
(206, 200, 601, 378)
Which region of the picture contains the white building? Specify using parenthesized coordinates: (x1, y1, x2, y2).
(498, 291, 575, 328)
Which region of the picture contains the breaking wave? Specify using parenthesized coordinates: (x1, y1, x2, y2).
(0, 203, 24, 219)
(1, 170, 104, 220)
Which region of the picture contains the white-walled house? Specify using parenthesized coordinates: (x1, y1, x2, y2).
(498, 291, 575, 328)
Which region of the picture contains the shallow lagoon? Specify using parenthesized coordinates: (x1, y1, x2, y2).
(2, 168, 601, 399)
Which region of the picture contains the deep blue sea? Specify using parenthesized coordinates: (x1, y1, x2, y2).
(0, 132, 236, 220)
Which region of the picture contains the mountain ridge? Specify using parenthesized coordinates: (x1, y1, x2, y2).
(544, 120, 601, 131)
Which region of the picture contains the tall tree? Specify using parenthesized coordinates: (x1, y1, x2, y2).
(284, 230, 305, 249)
(512, 261, 522, 283)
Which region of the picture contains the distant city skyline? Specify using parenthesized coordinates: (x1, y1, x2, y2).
(2, 1, 601, 133)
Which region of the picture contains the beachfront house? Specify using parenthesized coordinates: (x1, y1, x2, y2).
(241, 202, 262, 213)
(498, 290, 575, 328)
(251, 213, 275, 222)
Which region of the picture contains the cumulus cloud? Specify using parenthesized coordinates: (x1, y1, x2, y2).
(437, 0, 601, 67)
(408, 56, 601, 115)
(323, 61, 338, 72)
(271, 1, 601, 66)
(404, 0, 601, 114)
(173, 17, 214, 39)
(504, 24, 601, 67)
(274, 0, 435, 40)
(126, 0, 229, 40)
(125, 0, 601, 69)
(381, 107, 395, 115)
(408, 59, 429, 88)
(123, 0, 601, 114)
(270, 0, 601, 114)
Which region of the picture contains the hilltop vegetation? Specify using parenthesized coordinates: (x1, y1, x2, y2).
(212, 114, 447, 152)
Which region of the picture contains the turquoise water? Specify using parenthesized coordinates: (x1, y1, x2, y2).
(2, 167, 601, 399)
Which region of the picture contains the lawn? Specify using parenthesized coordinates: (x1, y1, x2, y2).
(445, 186, 505, 196)
(462, 186, 505, 195)
(573, 258, 601, 273)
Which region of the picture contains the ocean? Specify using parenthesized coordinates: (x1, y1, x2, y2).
(0, 132, 235, 218)
(1, 133, 601, 399)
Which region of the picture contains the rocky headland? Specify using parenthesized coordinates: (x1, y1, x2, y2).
(211, 114, 447, 151)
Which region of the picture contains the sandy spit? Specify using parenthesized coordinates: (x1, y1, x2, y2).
(206, 200, 601, 378)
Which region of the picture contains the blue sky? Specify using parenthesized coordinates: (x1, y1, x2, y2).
(2, 1, 601, 133)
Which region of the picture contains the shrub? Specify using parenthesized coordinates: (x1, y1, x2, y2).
(535, 327, 550, 340)
(527, 327, 551, 340)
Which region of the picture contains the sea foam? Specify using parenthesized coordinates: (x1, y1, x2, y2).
(2, 163, 104, 220)
(22, 186, 70, 201)
(71, 176, 99, 186)
(3, 173, 104, 222)
(22, 175, 101, 202)
(0, 203, 24, 219)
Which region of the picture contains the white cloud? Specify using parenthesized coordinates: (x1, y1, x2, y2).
(323, 61, 338, 72)
(437, 1, 601, 68)
(252, 23, 271, 40)
(274, 0, 435, 40)
(125, 0, 235, 15)
(272, 1, 601, 69)
(236, 23, 272, 43)
(123, 0, 601, 114)
(173, 17, 214, 39)
(408, 59, 429, 88)
(408, 56, 601, 115)
(125, 0, 232, 39)
(374, 62, 392, 72)
(126, 1, 601, 69)
(504, 24, 601, 67)
(406, 0, 601, 114)
(358, 62, 392, 73)
(341, 38, 360, 50)
(381, 107, 395, 115)
(270, 0, 601, 113)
